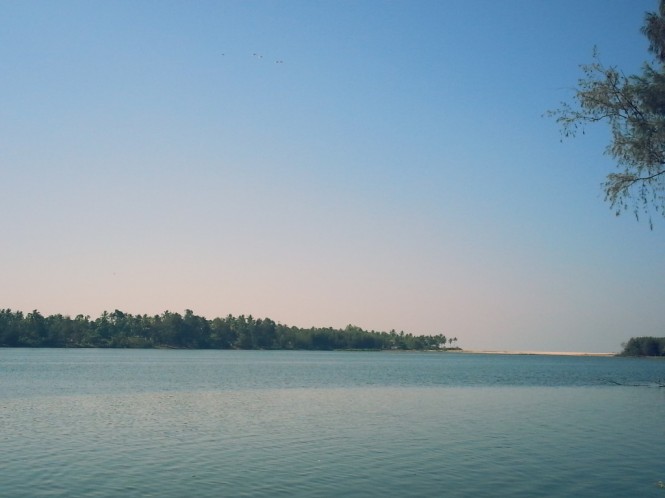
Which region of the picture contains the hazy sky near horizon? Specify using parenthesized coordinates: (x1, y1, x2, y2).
(2, 0, 664, 352)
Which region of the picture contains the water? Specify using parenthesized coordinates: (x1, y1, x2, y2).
(1, 350, 665, 497)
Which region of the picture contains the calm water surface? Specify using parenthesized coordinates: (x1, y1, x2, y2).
(2, 349, 665, 497)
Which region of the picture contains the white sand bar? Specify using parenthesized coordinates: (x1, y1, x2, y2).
(460, 350, 616, 357)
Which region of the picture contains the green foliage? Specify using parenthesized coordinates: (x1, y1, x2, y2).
(619, 336, 665, 356)
(549, 2, 665, 227)
(0, 308, 453, 351)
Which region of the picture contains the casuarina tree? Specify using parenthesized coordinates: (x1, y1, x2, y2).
(550, 1, 665, 228)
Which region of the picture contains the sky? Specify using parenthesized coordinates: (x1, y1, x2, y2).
(2, 0, 664, 353)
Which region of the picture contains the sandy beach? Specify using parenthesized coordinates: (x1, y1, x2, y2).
(459, 350, 616, 357)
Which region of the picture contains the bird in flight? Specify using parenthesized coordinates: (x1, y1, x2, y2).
(222, 52, 284, 63)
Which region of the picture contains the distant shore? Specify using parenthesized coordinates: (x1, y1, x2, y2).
(456, 350, 616, 357)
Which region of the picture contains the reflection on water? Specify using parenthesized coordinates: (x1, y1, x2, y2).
(1, 350, 665, 497)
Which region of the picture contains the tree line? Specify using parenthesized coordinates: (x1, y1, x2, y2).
(0, 309, 459, 351)
(619, 336, 665, 357)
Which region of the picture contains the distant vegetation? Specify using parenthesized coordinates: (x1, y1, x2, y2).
(0, 309, 458, 351)
(619, 337, 665, 357)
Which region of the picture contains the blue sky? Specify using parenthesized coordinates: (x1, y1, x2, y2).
(2, 0, 663, 352)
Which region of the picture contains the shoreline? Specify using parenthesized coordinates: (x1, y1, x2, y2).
(457, 350, 616, 357)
